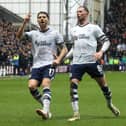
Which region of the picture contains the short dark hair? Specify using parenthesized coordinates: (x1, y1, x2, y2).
(78, 6, 89, 13)
(37, 11, 49, 19)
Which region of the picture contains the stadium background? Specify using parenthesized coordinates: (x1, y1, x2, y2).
(0, 1, 126, 126)
(0, 0, 126, 76)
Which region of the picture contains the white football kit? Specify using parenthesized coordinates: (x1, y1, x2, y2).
(70, 23, 110, 64)
(25, 27, 63, 68)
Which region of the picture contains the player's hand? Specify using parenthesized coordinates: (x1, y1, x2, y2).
(93, 50, 103, 60)
(52, 58, 60, 67)
(24, 14, 31, 23)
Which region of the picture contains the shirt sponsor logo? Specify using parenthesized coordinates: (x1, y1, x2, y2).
(35, 40, 51, 46)
(72, 34, 89, 40)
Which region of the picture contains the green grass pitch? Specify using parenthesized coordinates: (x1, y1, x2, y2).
(0, 72, 126, 126)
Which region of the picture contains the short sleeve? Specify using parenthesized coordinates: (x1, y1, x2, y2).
(94, 25, 105, 39)
(24, 31, 33, 38)
(55, 31, 64, 44)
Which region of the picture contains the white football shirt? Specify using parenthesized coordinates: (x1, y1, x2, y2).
(70, 23, 105, 64)
(25, 27, 63, 68)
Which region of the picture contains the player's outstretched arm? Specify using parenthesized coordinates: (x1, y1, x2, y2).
(16, 14, 31, 39)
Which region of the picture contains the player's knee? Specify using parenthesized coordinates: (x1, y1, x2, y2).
(42, 78, 51, 87)
(28, 81, 39, 96)
(70, 78, 79, 84)
(28, 81, 38, 90)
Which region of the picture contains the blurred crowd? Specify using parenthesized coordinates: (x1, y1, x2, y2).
(0, 19, 32, 75)
(0, 0, 126, 75)
(104, 0, 126, 69)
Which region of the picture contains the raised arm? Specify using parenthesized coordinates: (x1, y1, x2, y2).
(16, 14, 31, 39)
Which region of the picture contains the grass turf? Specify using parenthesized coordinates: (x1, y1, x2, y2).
(0, 72, 126, 126)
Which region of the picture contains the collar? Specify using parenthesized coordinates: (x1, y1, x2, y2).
(39, 27, 50, 33)
(78, 22, 89, 27)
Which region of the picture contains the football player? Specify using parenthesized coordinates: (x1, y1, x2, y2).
(67, 6, 120, 121)
(16, 11, 68, 120)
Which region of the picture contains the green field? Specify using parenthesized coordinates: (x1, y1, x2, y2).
(0, 72, 126, 126)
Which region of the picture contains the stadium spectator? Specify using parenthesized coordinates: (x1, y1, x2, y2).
(0, 19, 32, 75)
(67, 6, 120, 122)
(104, 0, 126, 67)
(16, 12, 68, 120)
(12, 53, 20, 75)
(119, 52, 126, 71)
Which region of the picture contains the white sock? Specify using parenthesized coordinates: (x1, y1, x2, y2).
(43, 99, 50, 113)
(71, 101, 79, 113)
